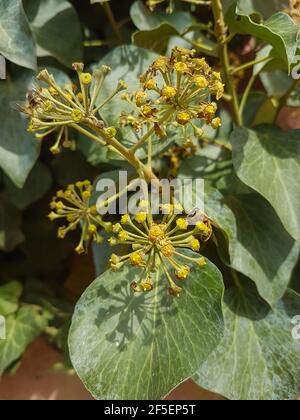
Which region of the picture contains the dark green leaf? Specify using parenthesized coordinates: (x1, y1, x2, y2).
(0, 197, 24, 252)
(3, 162, 52, 210)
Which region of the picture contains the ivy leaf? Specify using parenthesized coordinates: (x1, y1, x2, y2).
(69, 261, 224, 400)
(226, 6, 299, 72)
(133, 23, 179, 54)
(195, 288, 300, 400)
(0, 281, 23, 317)
(130, 1, 193, 32)
(0, 197, 24, 252)
(24, 0, 83, 68)
(236, 0, 290, 19)
(0, 0, 36, 70)
(230, 126, 300, 241)
(0, 305, 51, 374)
(0, 68, 41, 188)
(3, 162, 52, 210)
(198, 186, 299, 307)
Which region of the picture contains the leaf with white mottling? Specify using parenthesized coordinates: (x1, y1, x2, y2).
(69, 260, 224, 400)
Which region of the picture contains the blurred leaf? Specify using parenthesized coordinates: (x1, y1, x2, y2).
(130, 1, 193, 32)
(0, 197, 24, 252)
(236, 0, 290, 18)
(252, 97, 279, 126)
(69, 259, 224, 399)
(133, 23, 179, 54)
(230, 126, 300, 241)
(0, 68, 41, 187)
(195, 288, 300, 400)
(24, 0, 83, 67)
(226, 6, 299, 72)
(0, 281, 23, 316)
(260, 70, 294, 98)
(0, 305, 52, 374)
(3, 162, 52, 210)
(0, 0, 36, 70)
(51, 150, 94, 187)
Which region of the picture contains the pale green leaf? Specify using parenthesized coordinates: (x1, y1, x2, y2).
(0, 68, 41, 187)
(0, 0, 36, 70)
(0, 281, 23, 316)
(230, 126, 300, 241)
(69, 261, 224, 400)
(24, 0, 83, 67)
(195, 288, 300, 400)
(0, 305, 51, 374)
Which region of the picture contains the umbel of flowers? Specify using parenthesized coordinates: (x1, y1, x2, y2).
(108, 202, 212, 296)
(120, 47, 223, 145)
(48, 181, 112, 255)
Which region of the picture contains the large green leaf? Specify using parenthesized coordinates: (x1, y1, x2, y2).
(230, 126, 300, 241)
(226, 6, 299, 71)
(0, 68, 41, 187)
(0, 0, 36, 70)
(133, 23, 179, 54)
(0, 281, 23, 316)
(0, 305, 51, 374)
(94, 46, 177, 159)
(3, 162, 52, 210)
(0, 197, 24, 252)
(69, 261, 224, 400)
(24, 0, 83, 67)
(195, 288, 300, 400)
(204, 187, 299, 306)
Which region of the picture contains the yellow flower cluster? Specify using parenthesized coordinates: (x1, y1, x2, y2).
(48, 181, 112, 254)
(23, 63, 127, 155)
(108, 202, 213, 296)
(120, 47, 224, 140)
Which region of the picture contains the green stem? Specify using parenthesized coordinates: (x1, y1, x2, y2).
(211, 0, 242, 126)
(239, 74, 256, 118)
(102, 2, 122, 43)
(231, 56, 271, 75)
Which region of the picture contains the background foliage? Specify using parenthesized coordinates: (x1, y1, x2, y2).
(0, 0, 299, 400)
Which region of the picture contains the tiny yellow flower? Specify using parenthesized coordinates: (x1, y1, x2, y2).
(145, 79, 157, 90)
(43, 100, 53, 112)
(149, 224, 165, 241)
(118, 230, 128, 241)
(71, 109, 83, 123)
(211, 117, 222, 130)
(113, 223, 122, 233)
(176, 218, 188, 230)
(194, 76, 208, 89)
(176, 266, 190, 280)
(197, 257, 207, 268)
(168, 285, 182, 297)
(176, 111, 191, 125)
(130, 252, 144, 267)
(121, 214, 130, 224)
(191, 238, 200, 252)
(88, 224, 97, 234)
(105, 127, 117, 138)
(174, 62, 189, 73)
(161, 243, 175, 258)
(80, 73, 92, 85)
(82, 190, 91, 200)
(135, 91, 147, 107)
(162, 86, 177, 99)
(135, 212, 147, 224)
